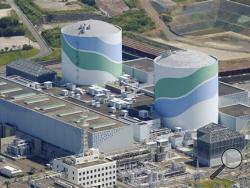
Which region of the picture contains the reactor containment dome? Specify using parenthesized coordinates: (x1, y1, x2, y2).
(154, 50, 218, 130)
(61, 20, 122, 85)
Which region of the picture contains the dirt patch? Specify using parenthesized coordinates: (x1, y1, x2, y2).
(152, 31, 250, 61)
(34, 0, 82, 12)
(0, 8, 11, 19)
(0, 36, 39, 51)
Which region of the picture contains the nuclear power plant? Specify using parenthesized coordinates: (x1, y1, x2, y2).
(154, 50, 219, 130)
(61, 20, 122, 85)
(2, 16, 250, 188)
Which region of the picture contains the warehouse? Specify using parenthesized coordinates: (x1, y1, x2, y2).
(6, 59, 57, 83)
(0, 77, 133, 156)
(197, 123, 245, 167)
(123, 58, 154, 84)
(219, 82, 248, 108)
(219, 104, 250, 132)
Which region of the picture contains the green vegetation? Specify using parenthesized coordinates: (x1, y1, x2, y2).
(0, 48, 39, 65)
(0, 3, 10, 9)
(232, 0, 250, 5)
(172, 0, 205, 4)
(123, 0, 138, 8)
(112, 10, 155, 33)
(193, 178, 234, 188)
(80, 0, 96, 6)
(42, 28, 60, 48)
(15, 0, 43, 24)
(0, 17, 25, 37)
(35, 48, 61, 62)
(161, 11, 173, 23)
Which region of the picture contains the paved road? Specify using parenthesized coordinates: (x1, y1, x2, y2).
(7, 0, 51, 59)
(139, 0, 179, 41)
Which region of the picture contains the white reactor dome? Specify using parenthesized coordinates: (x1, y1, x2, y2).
(154, 50, 218, 130)
(61, 20, 122, 85)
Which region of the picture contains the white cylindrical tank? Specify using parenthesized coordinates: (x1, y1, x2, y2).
(154, 50, 218, 130)
(61, 20, 122, 85)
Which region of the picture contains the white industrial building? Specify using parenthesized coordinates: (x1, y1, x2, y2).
(219, 104, 250, 133)
(0, 166, 23, 178)
(61, 20, 122, 85)
(53, 148, 116, 188)
(88, 124, 134, 153)
(154, 50, 219, 130)
(219, 82, 249, 108)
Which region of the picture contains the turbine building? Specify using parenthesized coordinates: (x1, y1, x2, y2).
(61, 20, 122, 85)
(154, 50, 219, 130)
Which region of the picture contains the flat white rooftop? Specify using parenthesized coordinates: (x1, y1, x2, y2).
(155, 50, 217, 68)
(61, 20, 121, 37)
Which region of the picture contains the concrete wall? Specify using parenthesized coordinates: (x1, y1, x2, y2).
(88, 126, 133, 153)
(0, 99, 84, 154)
(219, 91, 249, 108)
(122, 64, 154, 84)
(236, 116, 250, 133)
(219, 112, 236, 130)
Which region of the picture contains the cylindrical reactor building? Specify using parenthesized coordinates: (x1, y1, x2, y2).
(61, 20, 122, 85)
(154, 50, 218, 130)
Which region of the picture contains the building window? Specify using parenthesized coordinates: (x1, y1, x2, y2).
(109, 166, 112, 169)
(72, 177, 74, 180)
(83, 172, 85, 175)
(87, 171, 89, 174)
(105, 167, 108, 170)
(79, 173, 81, 176)
(94, 169, 97, 172)
(113, 165, 115, 168)
(79, 178, 81, 181)
(106, 172, 108, 175)
(90, 170, 93, 173)
(72, 171, 74, 174)
(83, 177, 85, 180)
(113, 176, 116, 179)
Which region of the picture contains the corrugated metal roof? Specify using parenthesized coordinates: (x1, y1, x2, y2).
(7, 59, 56, 77)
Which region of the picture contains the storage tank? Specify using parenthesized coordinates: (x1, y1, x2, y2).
(154, 50, 218, 130)
(61, 20, 122, 85)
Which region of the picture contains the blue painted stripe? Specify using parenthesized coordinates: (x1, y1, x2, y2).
(154, 76, 218, 118)
(63, 34, 122, 62)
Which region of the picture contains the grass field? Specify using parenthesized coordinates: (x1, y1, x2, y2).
(34, 48, 61, 62)
(112, 10, 155, 33)
(0, 48, 39, 65)
(196, 178, 234, 188)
